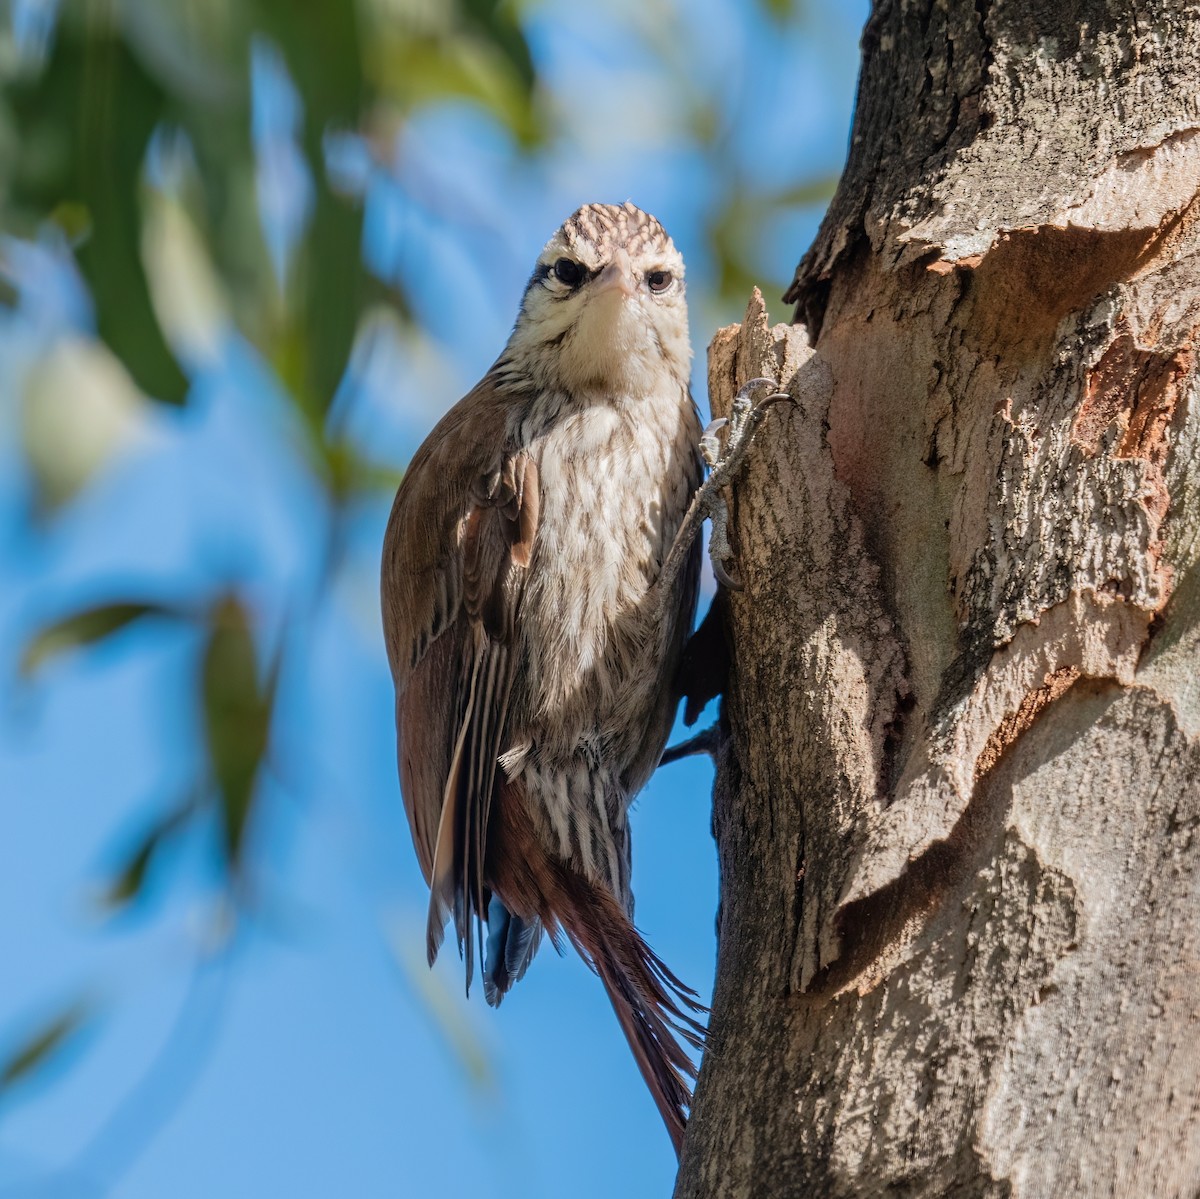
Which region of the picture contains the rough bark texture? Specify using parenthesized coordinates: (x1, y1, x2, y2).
(676, 2, 1200, 1196)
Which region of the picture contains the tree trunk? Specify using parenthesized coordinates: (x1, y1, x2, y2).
(677, 2, 1200, 1196)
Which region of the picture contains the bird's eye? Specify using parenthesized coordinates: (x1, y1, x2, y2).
(553, 258, 583, 287)
(647, 269, 673, 293)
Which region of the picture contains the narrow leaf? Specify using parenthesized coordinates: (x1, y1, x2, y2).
(257, 5, 372, 416)
(201, 597, 276, 867)
(21, 602, 180, 675)
(102, 795, 198, 910)
(0, 1003, 91, 1091)
(7, 18, 188, 401)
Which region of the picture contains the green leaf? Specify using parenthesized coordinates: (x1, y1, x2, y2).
(102, 795, 199, 911)
(461, 0, 537, 93)
(21, 335, 150, 511)
(758, 0, 798, 19)
(201, 597, 276, 867)
(6, 6, 188, 402)
(767, 174, 841, 209)
(255, 3, 373, 419)
(359, 0, 540, 145)
(321, 438, 405, 503)
(20, 602, 181, 675)
(0, 1002, 91, 1091)
(370, 34, 540, 147)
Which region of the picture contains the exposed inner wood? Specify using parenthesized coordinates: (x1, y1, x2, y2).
(676, 2, 1200, 1195)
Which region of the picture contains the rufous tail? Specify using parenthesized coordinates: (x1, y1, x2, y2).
(490, 786, 706, 1156)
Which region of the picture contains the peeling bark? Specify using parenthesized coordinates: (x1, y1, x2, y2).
(677, 1, 1200, 1196)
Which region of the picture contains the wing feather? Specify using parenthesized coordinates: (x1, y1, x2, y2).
(383, 376, 538, 986)
(384, 377, 517, 877)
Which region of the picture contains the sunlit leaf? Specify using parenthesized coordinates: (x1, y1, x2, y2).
(369, 34, 540, 146)
(461, 0, 536, 93)
(20, 601, 181, 675)
(201, 597, 276, 867)
(117, 0, 240, 107)
(0, 1002, 91, 1091)
(362, 0, 541, 147)
(708, 181, 838, 312)
(46, 200, 90, 243)
(21, 335, 152, 510)
(142, 188, 230, 371)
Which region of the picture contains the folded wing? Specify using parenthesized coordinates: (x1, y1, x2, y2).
(381, 379, 539, 990)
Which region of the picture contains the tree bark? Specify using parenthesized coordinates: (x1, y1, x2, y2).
(677, 2, 1200, 1196)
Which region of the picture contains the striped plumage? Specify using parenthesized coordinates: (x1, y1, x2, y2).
(381, 202, 704, 1152)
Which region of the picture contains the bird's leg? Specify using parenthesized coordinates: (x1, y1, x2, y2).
(656, 379, 794, 766)
(655, 376, 795, 621)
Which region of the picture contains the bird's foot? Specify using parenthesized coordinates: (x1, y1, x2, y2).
(654, 378, 793, 623)
(692, 377, 795, 590)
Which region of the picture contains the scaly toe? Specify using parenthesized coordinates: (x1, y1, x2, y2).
(699, 417, 728, 469)
(708, 378, 794, 487)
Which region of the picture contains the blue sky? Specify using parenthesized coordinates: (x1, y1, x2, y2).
(0, 2, 866, 1195)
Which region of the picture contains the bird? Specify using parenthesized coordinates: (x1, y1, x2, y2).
(380, 201, 709, 1153)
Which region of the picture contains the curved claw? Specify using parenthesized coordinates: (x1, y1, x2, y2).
(735, 377, 780, 397)
(712, 555, 744, 591)
(736, 391, 797, 435)
(731, 379, 798, 427)
(732, 377, 788, 416)
(754, 391, 798, 413)
(699, 417, 728, 468)
(725, 389, 795, 462)
(727, 382, 796, 439)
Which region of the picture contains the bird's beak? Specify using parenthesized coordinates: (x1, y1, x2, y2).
(592, 248, 634, 298)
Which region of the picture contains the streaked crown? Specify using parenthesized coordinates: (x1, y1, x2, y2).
(554, 202, 674, 268)
(506, 201, 691, 395)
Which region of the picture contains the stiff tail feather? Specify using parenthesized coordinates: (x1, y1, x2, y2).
(560, 875, 706, 1156)
(427, 637, 518, 994)
(490, 787, 707, 1155)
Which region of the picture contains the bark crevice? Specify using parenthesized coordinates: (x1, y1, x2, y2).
(679, 2, 1200, 1194)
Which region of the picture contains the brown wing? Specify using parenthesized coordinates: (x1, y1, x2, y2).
(380, 377, 513, 697)
(381, 375, 509, 880)
(380, 374, 538, 977)
(424, 452, 538, 980)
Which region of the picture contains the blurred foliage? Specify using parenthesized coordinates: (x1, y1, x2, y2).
(19, 594, 271, 901)
(201, 596, 277, 870)
(2, 0, 547, 912)
(709, 178, 838, 301)
(388, 917, 497, 1094)
(101, 794, 198, 911)
(19, 600, 182, 675)
(1, 0, 545, 413)
(0, 0, 552, 1109)
(8, 11, 189, 400)
(1, 0, 843, 1132)
(0, 1001, 93, 1093)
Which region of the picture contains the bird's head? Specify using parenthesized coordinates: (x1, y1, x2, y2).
(505, 202, 691, 396)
